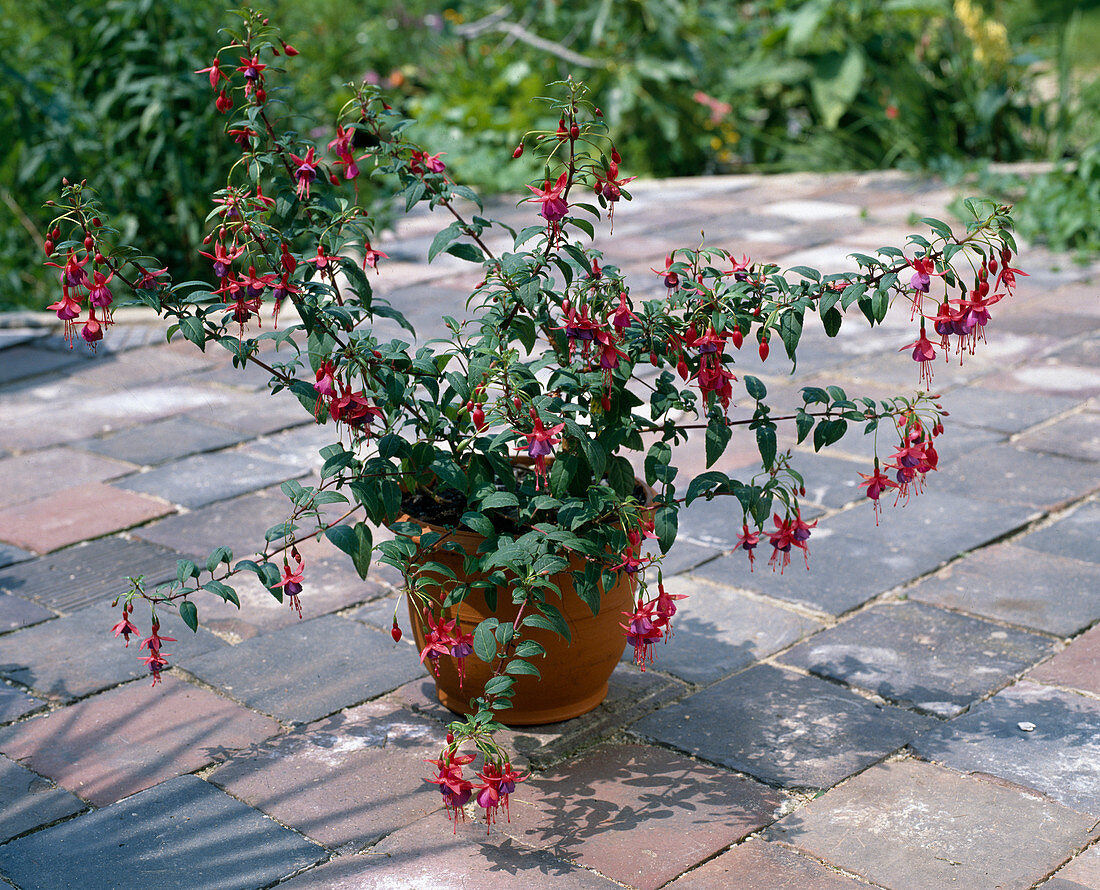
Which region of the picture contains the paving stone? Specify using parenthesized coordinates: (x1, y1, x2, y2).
(0, 676, 279, 806)
(1030, 625, 1100, 697)
(778, 601, 1055, 717)
(908, 543, 1100, 636)
(0, 447, 137, 509)
(0, 754, 85, 844)
(180, 614, 425, 723)
(115, 450, 303, 508)
(0, 536, 184, 612)
(653, 539, 722, 576)
(1052, 331, 1100, 367)
(913, 681, 1100, 815)
(391, 663, 688, 770)
(666, 838, 872, 889)
(632, 664, 932, 789)
(277, 817, 621, 890)
(505, 743, 781, 890)
(210, 701, 443, 851)
(0, 685, 45, 724)
(237, 422, 338, 473)
(0, 330, 45, 351)
(1046, 843, 1100, 890)
(76, 416, 247, 466)
(1009, 361, 1100, 398)
(0, 600, 225, 700)
(693, 490, 1035, 616)
(1018, 412, 1100, 462)
(0, 775, 324, 890)
(0, 594, 54, 632)
(194, 394, 313, 436)
(944, 386, 1081, 435)
(768, 760, 1098, 890)
(1017, 500, 1100, 565)
(67, 342, 219, 387)
(626, 576, 821, 685)
(0, 345, 85, 385)
(0, 544, 31, 569)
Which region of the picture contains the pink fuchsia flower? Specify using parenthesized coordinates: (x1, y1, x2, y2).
(650, 580, 687, 640)
(906, 255, 945, 319)
(87, 269, 114, 308)
(199, 242, 245, 279)
(362, 242, 388, 273)
(449, 629, 474, 689)
(426, 750, 477, 828)
(900, 326, 937, 388)
(725, 253, 751, 281)
(329, 386, 385, 435)
(517, 413, 565, 490)
(768, 512, 815, 573)
(526, 172, 569, 223)
(474, 761, 526, 831)
(608, 292, 638, 334)
(418, 613, 460, 675)
(139, 620, 176, 686)
(111, 606, 140, 646)
(80, 309, 105, 346)
(651, 254, 679, 290)
(274, 551, 305, 618)
(621, 605, 663, 670)
(136, 266, 168, 289)
(195, 58, 226, 89)
(859, 463, 898, 523)
(592, 161, 635, 231)
(736, 524, 760, 570)
(288, 147, 319, 199)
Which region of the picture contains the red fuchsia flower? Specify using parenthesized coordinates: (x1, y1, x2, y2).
(215, 90, 233, 113)
(288, 147, 319, 199)
(303, 245, 333, 272)
(46, 249, 90, 292)
(426, 750, 477, 828)
(242, 265, 276, 299)
(329, 386, 385, 435)
(696, 361, 736, 413)
(228, 127, 259, 148)
(139, 620, 176, 686)
(736, 524, 760, 570)
(362, 242, 388, 273)
(81, 309, 105, 346)
(450, 629, 475, 689)
(608, 292, 638, 334)
(556, 300, 602, 360)
(474, 761, 526, 830)
(199, 241, 245, 279)
(768, 512, 815, 572)
(621, 604, 663, 669)
(900, 325, 937, 388)
(111, 606, 140, 646)
(517, 413, 565, 490)
(859, 462, 898, 523)
(235, 54, 266, 94)
(270, 273, 301, 328)
(725, 253, 751, 281)
(906, 255, 945, 318)
(595, 329, 628, 384)
(650, 580, 687, 640)
(652, 254, 679, 291)
(418, 613, 460, 675)
(87, 269, 114, 308)
(526, 172, 569, 223)
(273, 551, 305, 618)
(252, 183, 276, 210)
(592, 161, 635, 231)
(136, 266, 168, 289)
(611, 545, 647, 575)
(195, 58, 226, 89)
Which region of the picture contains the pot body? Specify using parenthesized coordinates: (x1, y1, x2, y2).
(405, 523, 634, 726)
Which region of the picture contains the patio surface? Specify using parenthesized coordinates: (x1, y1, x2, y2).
(1, 170, 1100, 889)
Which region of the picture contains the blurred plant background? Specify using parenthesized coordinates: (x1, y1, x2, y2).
(2, 0, 1097, 310)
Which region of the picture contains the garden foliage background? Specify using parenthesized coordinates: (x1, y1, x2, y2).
(1, 0, 1097, 311)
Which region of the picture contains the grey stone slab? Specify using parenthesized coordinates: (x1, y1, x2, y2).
(940, 443, 1100, 511)
(115, 450, 304, 508)
(1045, 842, 1100, 890)
(0, 755, 84, 844)
(623, 576, 821, 685)
(237, 423, 337, 473)
(0, 594, 54, 632)
(655, 539, 722, 576)
(0, 600, 226, 701)
(0, 345, 86, 385)
(193, 395, 313, 436)
(943, 386, 1081, 435)
(76, 416, 247, 466)
(693, 490, 1035, 616)
(778, 601, 1055, 717)
(0, 684, 45, 723)
(768, 760, 1099, 890)
(1017, 499, 1100, 565)
(631, 663, 932, 789)
(1018, 412, 1100, 462)
(908, 542, 1100, 636)
(0, 330, 45, 351)
(914, 681, 1100, 815)
(0, 775, 324, 890)
(0, 544, 31, 569)
(0, 536, 183, 612)
(180, 614, 425, 723)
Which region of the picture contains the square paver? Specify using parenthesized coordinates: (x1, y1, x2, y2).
(0, 754, 85, 844)
(908, 542, 1100, 636)
(1046, 843, 1100, 890)
(0, 600, 226, 700)
(506, 743, 781, 890)
(0, 544, 32, 569)
(0, 535, 184, 612)
(0, 448, 137, 509)
(632, 664, 932, 789)
(114, 450, 303, 509)
(0, 676, 279, 805)
(667, 838, 873, 889)
(769, 760, 1099, 890)
(778, 600, 1056, 716)
(624, 576, 821, 685)
(0, 482, 174, 553)
(0, 685, 45, 724)
(278, 815, 622, 889)
(180, 614, 426, 723)
(1030, 625, 1100, 697)
(1017, 500, 1100, 565)
(693, 490, 1035, 616)
(0, 775, 324, 890)
(210, 701, 443, 851)
(0, 345, 85, 385)
(0, 594, 54, 632)
(1017, 412, 1100, 462)
(937, 444, 1100, 511)
(944, 386, 1081, 435)
(76, 416, 246, 466)
(913, 681, 1100, 814)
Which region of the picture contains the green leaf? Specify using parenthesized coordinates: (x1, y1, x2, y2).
(481, 491, 519, 510)
(176, 559, 199, 585)
(179, 600, 198, 632)
(324, 522, 373, 580)
(483, 675, 514, 696)
(744, 375, 767, 401)
(179, 315, 206, 350)
(524, 606, 571, 643)
(811, 48, 866, 130)
(796, 410, 814, 444)
(461, 511, 496, 537)
(473, 618, 499, 663)
(514, 639, 546, 658)
(822, 306, 842, 337)
(705, 415, 731, 468)
(505, 659, 541, 678)
(813, 418, 848, 451)
(202, 580, 240, 608)
(428, 222, 462, 263)
(205, 546, 232, 572)
(686, 471, 728, 505)
(607, 456, 635, 497)
(756, 424, 777, 469)
(654, 504, 678, 554)
(446, 242, 484, 263)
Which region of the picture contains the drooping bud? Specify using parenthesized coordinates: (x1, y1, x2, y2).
(759, 336, 770, 361)
(391, 622, 402, 642)
(512, 143, 524, 159)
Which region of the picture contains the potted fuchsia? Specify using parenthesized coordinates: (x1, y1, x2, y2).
(42, 11, 1022, 830)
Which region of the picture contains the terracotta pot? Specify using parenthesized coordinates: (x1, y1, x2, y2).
(404, 521, 636, 726)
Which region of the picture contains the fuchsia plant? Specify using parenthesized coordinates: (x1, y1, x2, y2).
(42, 10, 1022, 830)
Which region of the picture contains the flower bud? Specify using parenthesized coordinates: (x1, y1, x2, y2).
(570, 124, 579, 140)
(391, 622, 402, 642)
(758, 336, 770, 361)
(51, 227, 60, 240)
(731, 325, 744, 349)
(512, 144, 524, 159)
(94, 252, 105, 265)
(44, 240, 54, 256)
(84, 235, 94, 251)
(92, 217, 101, 228)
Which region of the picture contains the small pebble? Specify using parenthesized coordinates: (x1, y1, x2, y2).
(1017, 721, 1036, 732)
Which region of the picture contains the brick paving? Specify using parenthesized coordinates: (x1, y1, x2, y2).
(1, 170, 1099, 888)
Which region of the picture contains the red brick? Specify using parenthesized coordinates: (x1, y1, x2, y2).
(0, 676, 278, 805)
(0, 449, 136, 509)
(668, 839, 870, 889)
(1030, 625, 1100, 697)
(0, 482, 173, 553)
